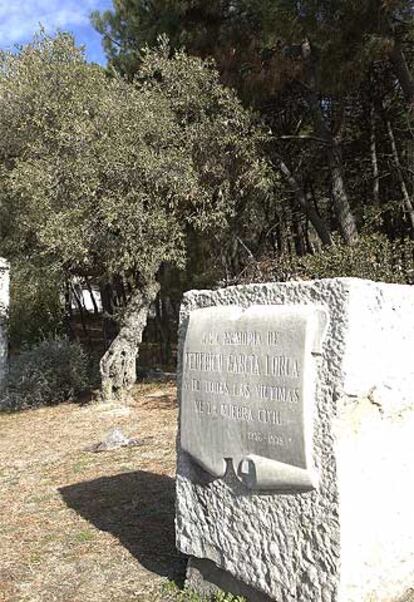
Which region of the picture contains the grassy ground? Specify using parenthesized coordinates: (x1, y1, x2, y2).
(0, 382, 187, 602)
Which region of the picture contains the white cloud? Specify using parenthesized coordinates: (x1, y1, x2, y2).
(0, 0, 104, 47)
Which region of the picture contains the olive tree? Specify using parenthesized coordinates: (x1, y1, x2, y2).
(0, 33, 271, 400)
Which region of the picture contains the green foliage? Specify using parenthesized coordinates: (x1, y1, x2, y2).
(138, 39, 272, 232)
(239, 234, 414, 284)
(242, 0, 413, 92)
(161, 580, 246, 602)
(91, 1, 249, 78)
(92, 0, 414, 94)
(293, 235, 414, 283)
(91, 0, 414, 257)
(9, 262, 65, 349)
(0, 337, 90, 411)
(0, 33, 182, 280)
(0, 31, 271, 288)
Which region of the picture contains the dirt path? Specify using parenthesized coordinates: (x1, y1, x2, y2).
(0, 383, 185, 602)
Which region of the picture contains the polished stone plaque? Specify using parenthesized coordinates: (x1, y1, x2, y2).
(180, 305, 328, 491)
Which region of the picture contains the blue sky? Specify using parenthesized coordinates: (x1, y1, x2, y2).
(0, 0, 114, 64)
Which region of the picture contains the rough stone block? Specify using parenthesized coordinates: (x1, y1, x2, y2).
(175, 279, 414, 602)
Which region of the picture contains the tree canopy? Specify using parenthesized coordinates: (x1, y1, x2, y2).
(92, 0, 414, 100)
(92, 0, 414, 253)
(0, 32, 272, 398)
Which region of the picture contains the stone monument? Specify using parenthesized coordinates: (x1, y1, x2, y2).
(0, 259, 10, 388)
(176, 279, 414, 602)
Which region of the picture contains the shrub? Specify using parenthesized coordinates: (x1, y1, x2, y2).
(9, 262, 65, 350)
(1, 337, 89, 411)
(236, 234, 414, 285)
(292, 234, 414, 283)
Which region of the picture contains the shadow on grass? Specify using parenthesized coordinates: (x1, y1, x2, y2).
(59, 471, 186, 584)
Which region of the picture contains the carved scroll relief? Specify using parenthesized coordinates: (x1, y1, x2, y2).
(180, 305, 328, 492)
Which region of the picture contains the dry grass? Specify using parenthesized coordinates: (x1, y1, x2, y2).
(0, 382, 186, 602)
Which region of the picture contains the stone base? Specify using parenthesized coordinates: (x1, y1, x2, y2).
(186, 557, 414, 602)
(186, 556, 272, 601)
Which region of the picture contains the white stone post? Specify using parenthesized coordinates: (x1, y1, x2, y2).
(0, 259, 10, 388)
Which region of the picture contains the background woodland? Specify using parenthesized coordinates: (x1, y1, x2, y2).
(1, 0, 413, 402)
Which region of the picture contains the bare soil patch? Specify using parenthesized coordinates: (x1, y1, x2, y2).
(0, 382, 185, 601)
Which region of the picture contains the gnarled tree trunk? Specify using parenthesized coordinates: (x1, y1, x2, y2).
(100, 277, 160, 402)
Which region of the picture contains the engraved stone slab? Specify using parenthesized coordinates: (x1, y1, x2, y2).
(181, 304, 327, 491)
